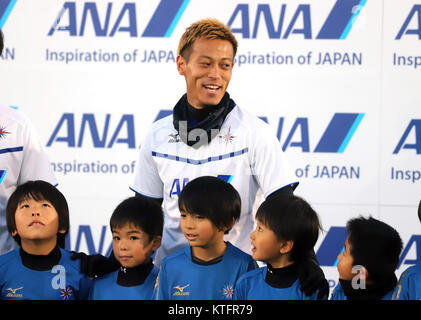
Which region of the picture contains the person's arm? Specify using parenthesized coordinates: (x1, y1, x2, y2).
(135, 192, 163, 206)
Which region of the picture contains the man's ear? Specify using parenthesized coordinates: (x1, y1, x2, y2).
(279, 240, 294, 254)
(151, 236, 162, 251)
(11, 230, 18, 237)
(176, 55, 186, 75)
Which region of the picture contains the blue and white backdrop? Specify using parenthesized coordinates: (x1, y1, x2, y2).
(1, 0, 420, 292)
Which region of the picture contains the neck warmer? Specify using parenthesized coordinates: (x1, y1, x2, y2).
(19, 245, 61, 271)
(265, 263, 299, 289)
(339, 275, 397, 300)
(117, 260, 154, 287)
(172, 92, 235, 148)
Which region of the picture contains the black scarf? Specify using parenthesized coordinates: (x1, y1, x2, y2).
(172, 92, 235, 148)
(117, 260, 154, 287)
(339, 275, 397, 300)
(19, 245, 61, 271)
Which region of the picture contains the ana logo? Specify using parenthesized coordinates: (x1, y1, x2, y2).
(0, 125, 10, 139)
(222, 284, 234, 300)
(48, 0, 190, 38)
(218, 127, 235, 146)
(227, 0, 366, 40)
(0, 0, 17, 29)
(6, 286, 23, 298)
(396, 5, 421, 40)
(60, 287, 73, 300)
(393, 120, 421, 154)
(173, 284, 190, 296)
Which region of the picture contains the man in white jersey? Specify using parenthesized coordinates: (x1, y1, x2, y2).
(0, 29, 57, 254)
(130, 19, 328, 297)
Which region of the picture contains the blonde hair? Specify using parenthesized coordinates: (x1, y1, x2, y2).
(177, 18, 238, 61)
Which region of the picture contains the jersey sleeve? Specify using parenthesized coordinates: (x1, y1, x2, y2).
(18, 115, 57, 186)
(130, 127, 163, 199)
(392, 267, 414, 300)
(153, 264, 169, 300)
(249, 122, 297, 198)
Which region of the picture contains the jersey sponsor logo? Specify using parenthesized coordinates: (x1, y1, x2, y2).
(0, 125, 11, 139)
(60, 287, 73, 300)
(0, 0, 17, 29)
(172, 284, 190, 296)
(48, 0, 190, 38)
(222, 284, 234, 300)
(218, 127, 236, 146)
(6, 286, 23, 298)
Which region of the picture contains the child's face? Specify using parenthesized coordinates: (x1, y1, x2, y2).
(13, 197, 60, 243)
(180, 211, 222, 248)
(250, 219, 284, 265)
(112, 223, 158, 268)
(337, 237, 355, 280)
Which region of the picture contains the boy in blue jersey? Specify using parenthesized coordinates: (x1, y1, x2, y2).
(392, 200, 421, 300)
(0, 180, 91, 300)
(233, 194, 323, 300)
(332, 216, 403, 300)
(153, 176, 256, 300)
(89, 196, 163, 300)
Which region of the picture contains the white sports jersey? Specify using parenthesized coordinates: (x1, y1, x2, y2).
(131, 104, 297, 266)
(0, 105, 57, 254)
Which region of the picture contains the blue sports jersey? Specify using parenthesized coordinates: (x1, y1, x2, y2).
(154, 242, 256, 300)
(233, 266, 318, 300)
(392, 265, 421, 300)
(89, 266, 159, 300)
(330, 282, 394, 300)
(0, 248, 91, 300)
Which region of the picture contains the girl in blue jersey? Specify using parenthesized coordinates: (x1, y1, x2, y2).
(89, 196, 163, 300)
(0, 180, 91, 300)
(234, 194, 323, 300)
(332, 216, 403, 300)
(153, 176, 256, 300)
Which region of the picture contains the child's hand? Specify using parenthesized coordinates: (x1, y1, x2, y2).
(71, 251, 120, 278)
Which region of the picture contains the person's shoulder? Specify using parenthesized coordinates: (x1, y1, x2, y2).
(0, 248, 20, 269)
(330, 282, 346, 300)
(0, 106, 30, 127)
(239, 266, 265, 281)
(228, 104, 271, 130)
(150, 113, 174, 131)
(398, 264, 421, 283)
(226, 242, 253, 261)
(59, 249, 84, 273)
(161, 246, 188, 266)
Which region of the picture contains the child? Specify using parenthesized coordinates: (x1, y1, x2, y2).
(89, 196, 163, 300)
(0, 180, 91, 300)
(392, 200, 421, 300)
(331, 216, 403, 300)
(233, 194, 322, 300)
(153, 176, 256, 300)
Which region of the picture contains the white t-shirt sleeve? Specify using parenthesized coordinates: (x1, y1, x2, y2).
(130, 128, 164, 199)
(249, 122, 297, 198)
(18, 116, 57, 186)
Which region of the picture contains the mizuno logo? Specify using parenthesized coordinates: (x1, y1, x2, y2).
(6, 287, 23, 298)
(173, 284, 190, 296)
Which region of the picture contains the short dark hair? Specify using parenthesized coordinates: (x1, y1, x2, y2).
(0, 29, 3, 56)
(178, 176, 241, 233)
(6, 180, 70, 248)
(347, 216, 403, 282)
(256, 194, 321, 262)
(110, 196, 164, 241)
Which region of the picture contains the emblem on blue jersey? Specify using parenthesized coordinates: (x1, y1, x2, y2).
(0, 125, 11, 139)
(218, 127, 235, 146)
(222, 284, 234, 299)
(60, 287, 73, 300)
(172, 284, 190, 296)
(6, 287, 23, 298)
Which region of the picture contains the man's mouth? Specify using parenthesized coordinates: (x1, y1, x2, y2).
(29, 220, 44, 227)
(203, 84, 221, 92)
